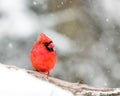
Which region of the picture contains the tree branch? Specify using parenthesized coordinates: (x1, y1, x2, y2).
(5, 64, 120, 96)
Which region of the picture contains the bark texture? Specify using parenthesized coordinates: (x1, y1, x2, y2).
(6, 64, 120, 96)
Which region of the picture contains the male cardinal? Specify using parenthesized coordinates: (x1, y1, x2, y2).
(30, 33, 56, 75)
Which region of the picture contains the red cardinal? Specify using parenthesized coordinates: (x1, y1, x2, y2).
(30, 33, 57, 75)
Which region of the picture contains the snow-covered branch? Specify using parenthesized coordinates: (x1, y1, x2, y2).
(0, 63, 120, 96)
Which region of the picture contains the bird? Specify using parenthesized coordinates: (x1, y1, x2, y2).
(30, 33, 57, 75)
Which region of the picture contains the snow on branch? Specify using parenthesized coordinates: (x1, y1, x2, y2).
(0, 63, 120, 96)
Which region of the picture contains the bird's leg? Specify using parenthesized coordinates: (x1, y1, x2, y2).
(47, 71, 52, 77)
(78, 80, 84, 84)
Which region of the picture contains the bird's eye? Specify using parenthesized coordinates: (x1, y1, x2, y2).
(44, 43, 48, 46)
(44, 41, 54, 52)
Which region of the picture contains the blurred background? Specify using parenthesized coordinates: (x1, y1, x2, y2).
(0, 0, 120, 88)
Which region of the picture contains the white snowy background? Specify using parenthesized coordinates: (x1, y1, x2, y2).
(0, 63, 73, 96)
(0, 0, 120, 88)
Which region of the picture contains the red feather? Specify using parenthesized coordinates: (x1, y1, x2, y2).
(30, 33, 57, 75)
